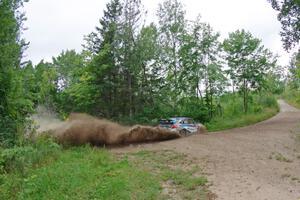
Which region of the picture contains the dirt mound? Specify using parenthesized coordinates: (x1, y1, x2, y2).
(49, 113, 181, 146)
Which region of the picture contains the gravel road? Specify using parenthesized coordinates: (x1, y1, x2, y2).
(113, 100, 300, 200)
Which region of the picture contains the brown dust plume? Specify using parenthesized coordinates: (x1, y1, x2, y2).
(48, 113, 181, 146)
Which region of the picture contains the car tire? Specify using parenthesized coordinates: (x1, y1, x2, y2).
(179, 129, 190, 136)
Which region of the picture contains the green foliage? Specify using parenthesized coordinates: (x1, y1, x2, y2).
(0, 0, 34, 147)
(179, 17, 226, 119)
(262, 71, 285, 95)
(53, 49, 86, 90)
(0, 136, 60, 175)
(0, 146, 162, 200)
(58, 73, 98, 114)
(268, 0, 300, 51)
(206, 93, 279, 131)
(287, 50, 300, 88)
(282, 87, 300, 108)
(258, 95, 278, 108)
(32, 60, 58, 110)
(283, 50, 300, 108)
(29, 0, 280, 128)
(20, 62, 41, 104)
(0, 147, 211, 200)
(177, 98, 210, 122)
(0, 116, 19, 147)
(158, 0, 186, 100)
(51, 50, 98, 114)
(162, 169, 207, 190)
(223, 29, 276, 113)
(129, 150, 209, 199)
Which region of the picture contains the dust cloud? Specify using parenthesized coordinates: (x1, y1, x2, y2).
(47, 113, 181, 146)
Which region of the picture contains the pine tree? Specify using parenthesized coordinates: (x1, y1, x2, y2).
(84, 0, 123, 117)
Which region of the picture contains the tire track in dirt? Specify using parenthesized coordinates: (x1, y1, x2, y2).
(112, 100, 300, 200)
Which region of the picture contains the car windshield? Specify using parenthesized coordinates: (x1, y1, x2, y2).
(169, 118, 181, 123)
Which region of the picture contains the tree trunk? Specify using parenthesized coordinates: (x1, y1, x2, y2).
(243, 79, 248, 113)
(197, 85, 204, 104)
(232, 80, 235, 93)
(127, 71, 133, 118)
(210, 87, 213, 119)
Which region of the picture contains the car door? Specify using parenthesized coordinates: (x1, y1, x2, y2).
(180, 118, 197, 133)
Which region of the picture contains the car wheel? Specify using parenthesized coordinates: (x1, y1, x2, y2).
(179, 129, 190, 136)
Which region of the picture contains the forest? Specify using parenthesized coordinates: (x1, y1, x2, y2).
(1, 0, 298, 147)
(1, 0, 300, 199)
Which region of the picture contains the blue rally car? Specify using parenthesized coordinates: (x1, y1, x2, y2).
(159, 117, 202, 136)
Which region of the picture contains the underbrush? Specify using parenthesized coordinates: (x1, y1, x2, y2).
(0, 136, 61, 175)
(120, 93, 279, 133)
(206, 94, 279, 131)
(282, 88, 300, 108)
(118, 98, 210, 126)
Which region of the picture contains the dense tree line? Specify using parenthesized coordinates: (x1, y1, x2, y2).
(28, 0, 278, 124)
(286, 49, 300, 87)
(0, 0, 33, 147)
(1, 0, 289, 147)
(269, 0, 299, 107)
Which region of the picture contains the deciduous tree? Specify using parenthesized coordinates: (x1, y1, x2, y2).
(268, 0, 300, 51)
(223, 30, 276, 113)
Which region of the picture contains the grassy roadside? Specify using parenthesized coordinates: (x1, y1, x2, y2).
(0, 140, 211, 200)
(206, 107, 279, 132)
(123, 150, 210, 200)
(0, 94, 282, 199)
(282, 89, 300, 145)
(282, 89, 300, 109)
(205, 94, 279, 132)
(285, 99, 300, 109)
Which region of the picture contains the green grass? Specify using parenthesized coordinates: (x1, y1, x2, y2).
(286, 100, 300, 109)
(269, 152, 293, 163)
(282, 88, 300, 109)
(282, 88, 300, 145)
(125, 150, 209, 199)
(0, 146, 160, 200)
(205, 94, 279, 132)
(0, 144, 209, 200)
(206, 107, 278, 132)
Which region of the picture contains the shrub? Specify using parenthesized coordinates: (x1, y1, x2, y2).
(0, 136, 61, 175)
(177, 98, 210, 122)
(259, 95, 277, 108)
(205, 92, 279, 131)
(0, 117, 18, 148)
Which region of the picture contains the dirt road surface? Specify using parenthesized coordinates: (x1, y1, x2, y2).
(113, 100, 300, 200)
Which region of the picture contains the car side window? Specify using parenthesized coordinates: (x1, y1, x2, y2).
(187, 119, 195, 124)
(180, 119, 195, 124)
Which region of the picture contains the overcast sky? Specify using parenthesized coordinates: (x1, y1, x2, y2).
(23, 0, 295, 66)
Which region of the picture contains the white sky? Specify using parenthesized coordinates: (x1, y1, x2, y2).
(23, 0, 296, 66)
